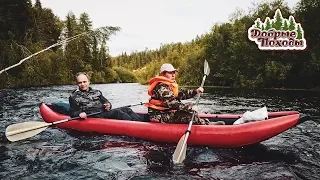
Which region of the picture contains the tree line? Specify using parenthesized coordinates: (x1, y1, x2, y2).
(112, 0, 320, 89)
(0, 0, 319, 90)
(0, 0, 136, 89)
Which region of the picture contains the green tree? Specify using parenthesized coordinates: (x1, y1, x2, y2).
(254, 18, 262, 29)
(66, 12, 78, 37)
(288, 16, 296, 31)
(282, 19, 289, 30)
(2, 0, 320, 90)
(79, 12, 93, 70)
(274, 9, 283, 30)
(265, 17, 272, 30)
(296, 24, 303, 39)
(32, 5, 61, 46)
(0, 0, 34, 85)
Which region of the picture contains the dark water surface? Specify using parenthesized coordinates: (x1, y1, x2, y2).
(0, 83, 319, 180)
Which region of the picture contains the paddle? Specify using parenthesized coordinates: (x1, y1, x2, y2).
(5, 102, 145, 142)
(172, 60, 210, 164)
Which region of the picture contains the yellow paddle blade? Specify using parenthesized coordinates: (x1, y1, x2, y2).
(5, 121, 51, 142)
(172, 133, 188, 164)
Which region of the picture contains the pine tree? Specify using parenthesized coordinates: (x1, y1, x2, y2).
(99, 43, 108, 67)
(32, 1, 60, 46)
(288, 16, 296, 31)
(79, 12, 92, 32)
(66, 12, 78, 37)
(254, 18, 262, 29)
(296, 24, 303, 39)
(79, 13, 93, 68)
(274, 9, 283, 30)
(265, 17, 272, 30)
(282, 19, 289, 31)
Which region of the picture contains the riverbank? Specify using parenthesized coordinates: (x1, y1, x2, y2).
(1, 82, 319, 93)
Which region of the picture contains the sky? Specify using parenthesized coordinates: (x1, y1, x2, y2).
(38, 0, 299, 56)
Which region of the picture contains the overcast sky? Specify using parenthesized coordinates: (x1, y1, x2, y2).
(39, 0, 299, 56)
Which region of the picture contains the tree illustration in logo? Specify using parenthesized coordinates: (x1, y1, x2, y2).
(282, 19, 289, 31)
(254, 18, 262, 29)
(288, 16, 296, 31)
(296, 24, 303, 39)
(274, 9, 283, 30)
(251, 9, 303, 38)
(264, 17, 272, 30)
(248, 8, 307, 50)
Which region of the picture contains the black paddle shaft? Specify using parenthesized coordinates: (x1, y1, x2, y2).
(69, 102, 145, 120)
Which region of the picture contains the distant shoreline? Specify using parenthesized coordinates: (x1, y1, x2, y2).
(1, 83, 319, 92)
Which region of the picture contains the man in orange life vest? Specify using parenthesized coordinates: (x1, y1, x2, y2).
(145, 63, 225, 125)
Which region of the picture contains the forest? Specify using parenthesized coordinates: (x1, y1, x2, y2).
(0, 0, 319, 89)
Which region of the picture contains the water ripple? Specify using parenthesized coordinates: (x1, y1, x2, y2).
(0, 84, 319, 179)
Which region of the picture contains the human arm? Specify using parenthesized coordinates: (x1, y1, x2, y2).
(99, 91, 112, 110)
(178, 87, 203, 100)
(154, 84, 193, 112)
(178, 88, 197, 100)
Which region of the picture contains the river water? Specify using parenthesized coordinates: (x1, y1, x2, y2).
(0, 83, 319, 180)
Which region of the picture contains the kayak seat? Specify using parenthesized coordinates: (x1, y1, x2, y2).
(46, 101, 71, 116)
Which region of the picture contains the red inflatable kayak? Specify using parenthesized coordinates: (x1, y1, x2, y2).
(39, 103, 304, 148)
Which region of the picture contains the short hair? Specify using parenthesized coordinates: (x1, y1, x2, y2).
(75, 72, 90, 82)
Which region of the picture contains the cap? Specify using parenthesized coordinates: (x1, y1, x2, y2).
(160, 63, 177, 73)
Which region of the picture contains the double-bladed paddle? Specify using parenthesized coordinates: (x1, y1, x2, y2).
(5, 102, 145, 142)
(172, 60, 210, 164)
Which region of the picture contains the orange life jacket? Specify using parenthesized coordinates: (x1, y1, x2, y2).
(145, 76, 179, 111)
